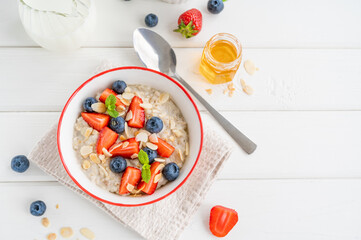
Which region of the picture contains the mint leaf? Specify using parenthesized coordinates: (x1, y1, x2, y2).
(141, 164, 151, 183)
(138, 149, 149, 165)
(107, 109, 119, 118)
(105, 94, 116, 109)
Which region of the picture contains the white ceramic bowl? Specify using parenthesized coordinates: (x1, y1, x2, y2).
(57, 67, 203, 206)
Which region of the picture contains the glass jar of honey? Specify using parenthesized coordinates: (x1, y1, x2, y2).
(199, 33, 242, 84)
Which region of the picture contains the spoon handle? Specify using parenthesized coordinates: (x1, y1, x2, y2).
(173, 73, 257, 154)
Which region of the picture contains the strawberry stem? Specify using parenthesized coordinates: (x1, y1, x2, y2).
(173, 20, 198, 39)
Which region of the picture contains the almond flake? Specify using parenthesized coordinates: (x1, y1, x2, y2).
(159, 92, 170, 104)
(131, 153, 138, 159)
(243, 85, 254, 95)
(125, 110, 133, 121)
(185, 142, 189, 156)
(136, 132, 148, 143)
(139, 103, 152, 109)
(149, 133, 158, 143)
(47, 233, 57, 240)
(154, 173, 162, 183)
(116, 105, 126, 112)
(80, 228, 95, 240)
(82, 128, 93, 138)
(205, 89, 213, 95)
(120, 98, 130, 106)
(56, 204, 59, 209)
(146, 142, 158, 150)
(169, 135, 175, 142)
(124, 87, 131, 93)
(177, 149, 184, 162)
(139, 129, 151, 136)
(99, 154, 105, 161)
(126, 183, 135, 192)
(229, 90, 235, 97)
(244, 59, 257, 75)
(124, 122, 130, 138)
(122, 92, 135, 100)
(223, 89, 229, 95)
(122, 141, 129, 148)
(228, 82, 235, 90)
(60, 227, 73, 238)
(155, 163, 165, 173)
(41, 217, 50, 227)
(102, 147, 112, 157)
(240, 79, 246, 88)
(91, 102, 106, 113)
(89, 153, 100, 164)
(119, 135, 127, 141)
(80, 146, 93, 158)
(172, 129, 183, 137)
(98, 165, 109, 177)
(169, 119, 176, 129)
(154, 158, 165, 163)
(82, 160, 91, 170)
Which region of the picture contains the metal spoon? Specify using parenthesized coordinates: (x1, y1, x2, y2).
(133, 28, 257, 154)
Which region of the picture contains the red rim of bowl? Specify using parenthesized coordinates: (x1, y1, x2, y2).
(57, 66, 203, 207)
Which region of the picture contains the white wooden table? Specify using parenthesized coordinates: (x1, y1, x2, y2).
(1, 0, 361, 239)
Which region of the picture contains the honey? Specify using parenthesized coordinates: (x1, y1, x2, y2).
(199, 33, 242, 84)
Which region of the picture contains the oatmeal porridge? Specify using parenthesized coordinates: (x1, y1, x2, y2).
(72, 80, 189, 196)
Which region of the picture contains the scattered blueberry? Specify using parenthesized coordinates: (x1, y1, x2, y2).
(112, 80, 127, 94)
(207, 0, 224, 14)
(109, 117, 125, 133)
(83, 97, 97, 112)
(146, 117, 163, 133)
(162, 163, 180, 181)
(142, 147, 158, 164)
(110, 157, 127, 173)
(145, 13, 158, 28)
(11, 155, 30, 173)
(30, 200, 46, 216)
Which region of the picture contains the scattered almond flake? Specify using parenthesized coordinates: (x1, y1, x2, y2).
(60, 227, 73, 238)
(149, 133, 158, 143)
(146, 142, 158, 150)
(102, 147, 112, 157)
(55, 204, 59, 209)
(244, 59, 257, 75)
(80, 228, 95, 240)
(131, 153, 138, 159)
(124, 122, 130, 137)
(116, 105, 126, 112)
(154, 158, 166, 163)
(243, 85, 254, 95)
(139, 103, 152, 109)
(120, 98, 130, 106)
(177, 149, 184, 162)
(119, 135, 127, 141)
(172, 129, 183, 137)
(169, 135, 175, 142)
(223, 89, 229, 95)
(101, 158, 107, 164)
(80, 146, 93, 158)
(91, 102, 106, 113)
(185, 142, 189, 156)
(122, 92, 135, 100)
(82, 127, 93, 138)
(240, 79, 246, 88)
(122, 141, 129, 148)
(41, 217, 50, 227)
(158, 92, 170, 104)
(99, 154, 105, 161)
(125, 110, 133, 121)
(124, 87, 131, 93)
(139, 129, 151, 136)
(227, 82, 235, 90)
(89, 153, 100, 164)
(169, 119, 176, 129)
(205, 89, 213, 95)
(154, 173, 162, 183)
(136, 132, 148, 143)
(126, 183, 135, 192)
(155, 163, 165, 173)
(98, 165, 109, 177)
(82, 160, 91, 170)
(47, 233, 57, 240)
(229, 90, 235, 97)
(134, 130, 140, 137)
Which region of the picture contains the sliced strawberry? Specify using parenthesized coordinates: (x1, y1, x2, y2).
(96, 127, 118, 154)
(81, 112, 110, 132)
(209, 205, 238, 237)
(138, 162, 161, 195)
(127, 96, 145, 128)
(99, 88, 125, 108)
(109, 138, 139, 158)
(119, 167, 142, 195)
(155, 138, 175, 158)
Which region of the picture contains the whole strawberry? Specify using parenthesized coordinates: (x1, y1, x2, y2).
(174, 8, 202, 38)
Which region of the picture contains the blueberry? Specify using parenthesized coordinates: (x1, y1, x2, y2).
(30, 200, 46, 216)
(109, 117, 125, 133)
(142, 147, 158, 164)
(162, 163, 180, 181)
(145, 13, 158, 28)
(11, 155, 30, 173)
(110, 157, 127, 173)
(207, 0, 224, 14)
(83, 97, 97, 112)
(112, 80, 127, 94)
(146, 117, 163, 133)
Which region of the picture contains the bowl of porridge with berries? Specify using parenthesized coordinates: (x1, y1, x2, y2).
(57, 67, 203, 206)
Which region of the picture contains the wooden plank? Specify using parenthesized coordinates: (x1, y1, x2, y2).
(1, 111, 361, 182)
(0, 48, 361, 111)
(2, 0, 361, 48)
(1, 180, 361, 239)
